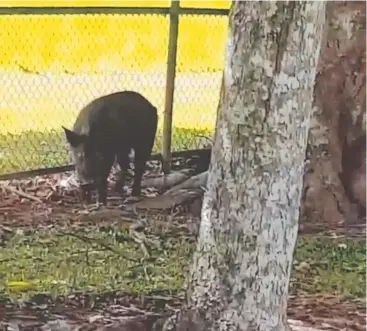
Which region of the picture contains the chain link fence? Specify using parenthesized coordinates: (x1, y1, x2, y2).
(172, 13, 227, 152)
(0, 4, 229, 176)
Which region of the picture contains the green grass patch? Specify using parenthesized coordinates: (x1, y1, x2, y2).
(0, 225, 196, 300)
(292, 236, 366, 299)
(0, 126, 213, 173)
(0, 226, 365, 303)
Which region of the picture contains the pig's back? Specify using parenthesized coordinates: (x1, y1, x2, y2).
(72, 91, 158, 144)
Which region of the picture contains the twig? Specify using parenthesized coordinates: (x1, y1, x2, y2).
(72, 207, 138, 224)
(1, 184, 43, 204)
(57, 229, 139, 262)
(130, 229, 151, 258)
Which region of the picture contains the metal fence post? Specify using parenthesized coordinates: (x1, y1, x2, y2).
(162, 0, 180, 174)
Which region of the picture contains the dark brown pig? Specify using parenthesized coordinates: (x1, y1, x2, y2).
(63, 91, 158, 205)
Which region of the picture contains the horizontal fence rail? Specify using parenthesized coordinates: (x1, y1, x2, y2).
(0, 6, 230, 15)
(0, 3, 229, 179)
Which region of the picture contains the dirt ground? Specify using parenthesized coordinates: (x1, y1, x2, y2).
(0, 155, 365, 331)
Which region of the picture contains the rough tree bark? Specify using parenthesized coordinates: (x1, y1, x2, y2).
(301, 1, 366, 230)
(162, 2, 326, 331)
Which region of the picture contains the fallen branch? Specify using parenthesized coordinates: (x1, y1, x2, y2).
(163, 171, 208, 196)
(1, 184, 43, 204)
(131, 189, 203, 211)
(129, 172, 207, 211)
(141, 169, 192, 191)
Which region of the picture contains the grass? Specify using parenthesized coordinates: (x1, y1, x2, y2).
(292, 236, 366, 299)
(0, 10, 228, 174)
(0, 224, 196, 299)
(0, 226, 365, 302)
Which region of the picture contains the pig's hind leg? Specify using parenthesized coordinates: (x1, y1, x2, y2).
(131, 142, 154, 197)
(96, 154, 115, 206)
(115, 147, 130, 194)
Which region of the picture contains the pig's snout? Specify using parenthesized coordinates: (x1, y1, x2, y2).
(79, 182, 94, 204)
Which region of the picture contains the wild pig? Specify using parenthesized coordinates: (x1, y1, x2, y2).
(63, 91, 158, 205)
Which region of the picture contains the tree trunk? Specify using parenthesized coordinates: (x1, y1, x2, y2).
(163, 2, 326, 331)
(301, 1, 366, 231)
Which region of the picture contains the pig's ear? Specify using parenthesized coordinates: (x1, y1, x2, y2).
(63, 127, 87, 147)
